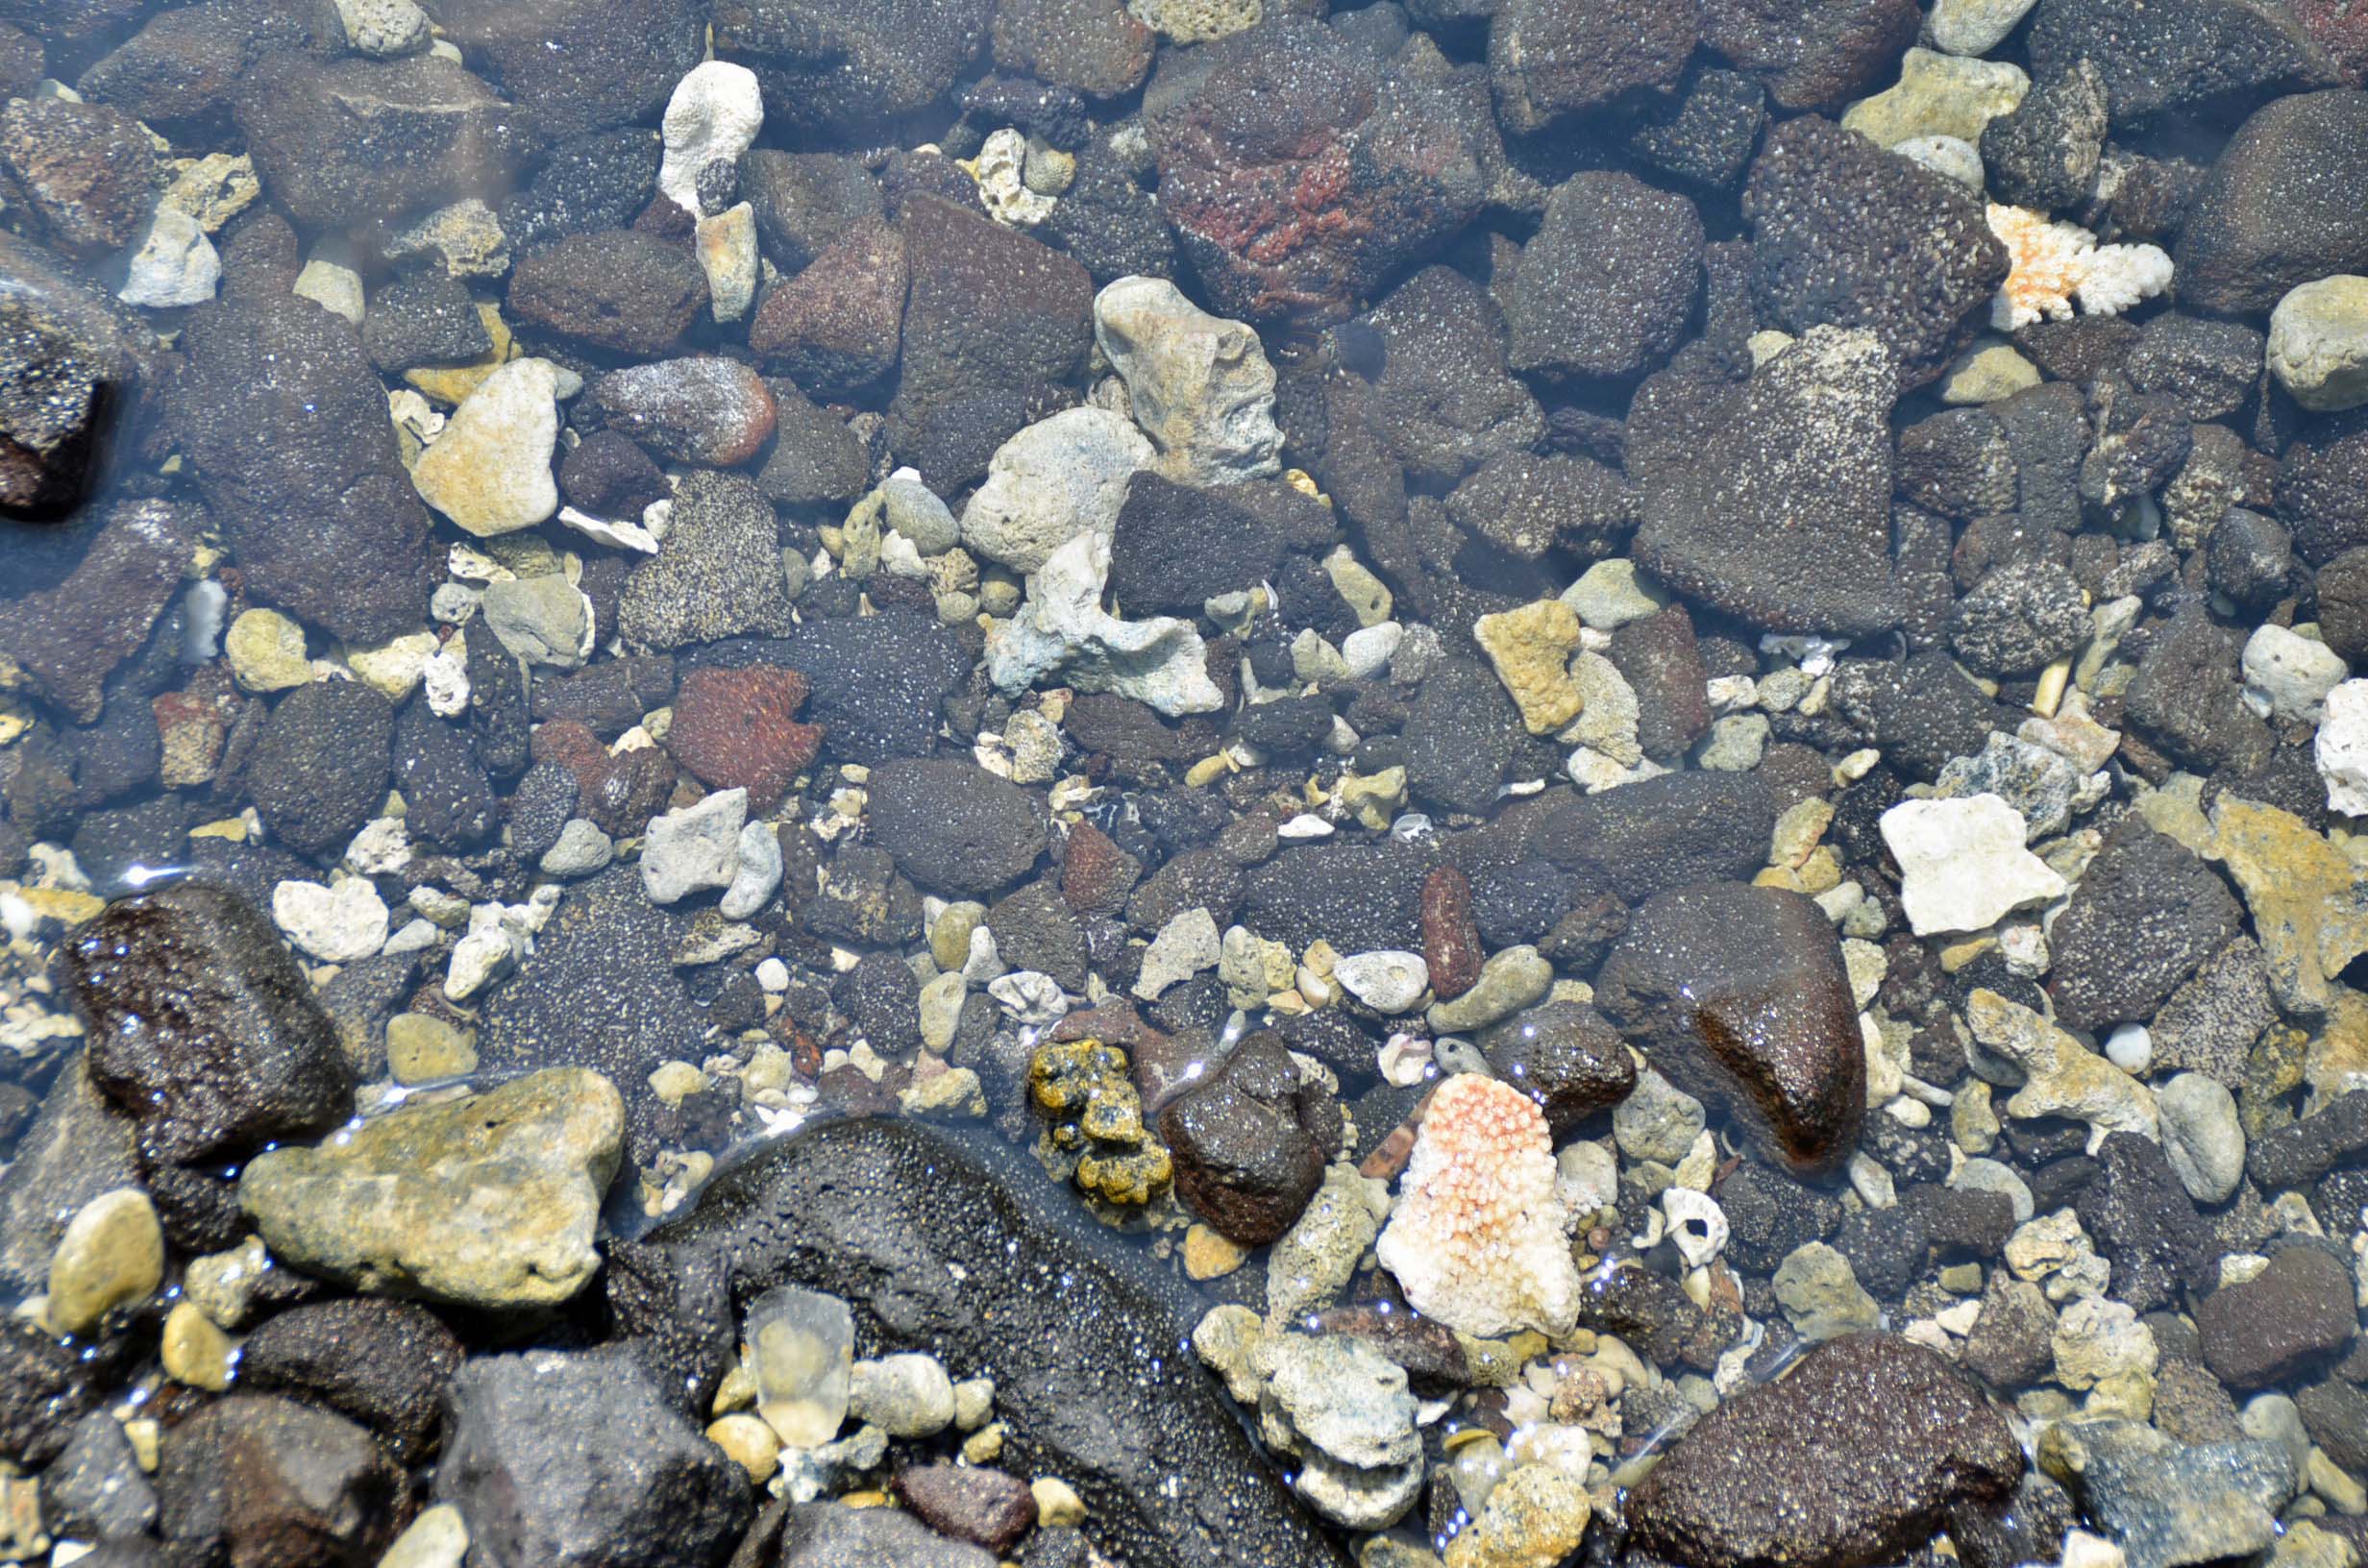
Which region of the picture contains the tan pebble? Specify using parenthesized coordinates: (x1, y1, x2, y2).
(47, 1188, 163, 1336)
(952, 1376, 995, 1431)
(705, 1413, 781, 1483)
(1182, 1224, 1247, 1281)
(649, 1060, 707, 1107)
(712, 1359, 758, 1415)
(385, 1013, 477, 1085)
(161, 1300, 234, 1391)
(124, 1417, 161, 1471)
(382, 1503, 469, 1568)
(1031, 1477, 1087, 1528)
(841, 1490, 891, 1508)
(963, 1422, 1007, 1464)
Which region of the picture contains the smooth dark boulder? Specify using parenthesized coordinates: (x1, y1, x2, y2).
(1595, 881, 1866, 1176)
(646, 1116, 1355, 1568)
(2177, 89, 2368, 317)
(65, 882, 356, 1168)
(1626, 1333, 2022, 1568)
(435, 1346, 751, 1568)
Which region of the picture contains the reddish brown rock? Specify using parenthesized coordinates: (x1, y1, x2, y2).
(893, 1463, 1039, 1554)
(1594, 880, 1866, 1177)
(530, 719, 679, 837)
(665, 666, 823, 810)
(157, 1396, 406, 1568)
(1048, 997, 1166, 1052)
(588, 357, 777, 468)
(1146, 19, 1486, 326)
(1421, 865, 1484, 1001)
(2197, 1245, 2358, 1390)
(1626, 1333, 2021, 1568)
(1060, 820, 1142, 917)
(153, 688, 231, 786)
(0, 97, 157, 253)
(509, 230, 707, 356)
(748, 216, 908, 398)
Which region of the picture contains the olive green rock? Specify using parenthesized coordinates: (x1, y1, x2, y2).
(238, 1067, 623, 1309)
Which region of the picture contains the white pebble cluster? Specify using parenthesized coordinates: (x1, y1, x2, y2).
(1375, 1074, 1579, 1338)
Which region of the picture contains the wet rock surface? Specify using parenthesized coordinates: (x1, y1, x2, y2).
(648, 1115, 1352, 1568)
(1626, 1333, 2022, 1568)
(66, 882, 355, 1168)
(1596, 881, 1866, 1175)
(9, 12, 2368, 1568)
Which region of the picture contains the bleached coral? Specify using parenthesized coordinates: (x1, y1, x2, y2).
(1986, 203, 2172, 331)
(1374, 1074, 1579, 1338)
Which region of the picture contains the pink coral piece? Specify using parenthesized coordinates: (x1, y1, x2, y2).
(1374, 1073, 1579, 1338)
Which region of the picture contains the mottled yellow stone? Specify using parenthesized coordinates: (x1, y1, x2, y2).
(1474, 600, 1585, 734)
(2211, 795, 2368, 1019)
(1183, 1224, 1246, 1280)
(160, 1300, 234, 1390)
(705, 1413, 781, 1483)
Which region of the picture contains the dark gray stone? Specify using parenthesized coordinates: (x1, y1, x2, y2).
(435, 1346, 751, 1568)
(646, 1115, 1355, 1568)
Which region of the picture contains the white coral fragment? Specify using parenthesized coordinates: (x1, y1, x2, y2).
(1986, 203, 2172, 331)
(1374, 1074, 1579, 1338)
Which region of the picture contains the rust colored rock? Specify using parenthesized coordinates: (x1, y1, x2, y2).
(665, 666, 823, 811)
(1048, 997, 1166, 1052)
(1594, 880, 1866, 1177)
(748, 215, 908, 398)
(892, 1463, 1039, 1554)
(530, 719, 678, 838)
(1421, 865, 1484, 1000)
(1146, 18, 1486, 325)
(1060, 819, 1142, 917)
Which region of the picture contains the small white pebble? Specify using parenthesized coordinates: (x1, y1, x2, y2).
(2104, 1022, 2151, 1074)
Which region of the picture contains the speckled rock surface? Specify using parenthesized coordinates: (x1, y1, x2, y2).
(647, 1115, 1354, 1568)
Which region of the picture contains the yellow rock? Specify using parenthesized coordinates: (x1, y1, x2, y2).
(12, 886, 106, 927)
(1183, 1224, 1247, 1280)
(225, 607, 311, 693)
(1336, 766, 1406, 830)
(406, 303, 516, 405)
(160, 1300, 234, 1390)
(47, 1188, 163, 1335)
(704, 1413, 781, 1483)
(1474, 600, 1586, 734)
(649, 1060, 708, 1107)
(386, 1013, 478, 1085)
(2211, 795, 2368, 1019)
(346, 630, 441, 700)
(1443, 1461, 1592, 1568)
(1323, 547, 1393, 626)
(188, 817, 249, 842)
(1031, 1477, 1087, 1528)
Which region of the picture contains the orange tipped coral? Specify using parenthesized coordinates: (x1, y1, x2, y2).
(1374, 1073, 1578, 1338)
(1987, 203, 2174, 331)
